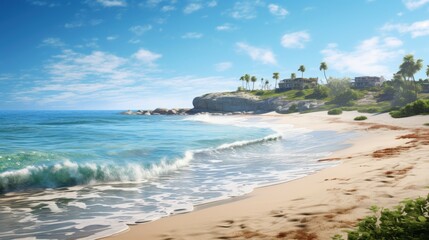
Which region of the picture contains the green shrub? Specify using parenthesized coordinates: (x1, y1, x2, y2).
(294, 90, 305, 97)
(424, 123, 429, 126)
(379, 85, 396, 101)
(237, 87, 246, 92)
(326, 78, 352, 97)
(254, 90, 265, 96)
(335, 194, 429, 240)
(332, 89, 360, 106)
(340, 106, 357, 111)
(354, 116, 367, 121)
(390, 99, 429, 118)
(328, 108, 343, 115)
(287, 104, 298, 113)
(310, 85, 329, 99)
(358, 107, 381, 113)
(380, 79, 419, 107)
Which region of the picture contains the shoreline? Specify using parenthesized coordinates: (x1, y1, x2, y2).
(106, 111, 429, 240)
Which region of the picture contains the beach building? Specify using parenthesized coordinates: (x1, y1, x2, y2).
(278, 78, 318, 90)
(353, 76, 385, 89)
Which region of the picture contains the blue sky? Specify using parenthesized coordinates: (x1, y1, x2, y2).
(1, 0, 429, 110)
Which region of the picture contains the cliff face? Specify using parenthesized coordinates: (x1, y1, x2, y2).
(192, 92, 324, 113)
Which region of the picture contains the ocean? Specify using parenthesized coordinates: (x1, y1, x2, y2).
(0, 111, 352, 239)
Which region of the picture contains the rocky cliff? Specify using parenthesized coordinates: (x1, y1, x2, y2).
(192, 92, 324, 113)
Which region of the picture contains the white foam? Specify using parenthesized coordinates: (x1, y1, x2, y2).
(67, 201, 87, 209)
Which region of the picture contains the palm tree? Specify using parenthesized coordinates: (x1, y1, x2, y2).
(244, 74, 250, 90)
(251, 76, 257, 90)
(399, 54, 423, 95)
(264, 79, 270, 90)
(426, 65, 429, 79)
(319, 62, 328, 83)
(260, 78, 264, 90)
(414, 59, 423, 81)
(298, 65, 306, 78)
(291, 73, 296, 80)
(272, 72, 279, 89)
(399, 54, 423, 81)
(239, 75, 245, 88)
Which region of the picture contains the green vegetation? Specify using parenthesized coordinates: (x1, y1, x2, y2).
(252, 88, 321, 100)
(287, 104, 298, 113)
(333, 194, 429, 240)
(328, 108, 342, 115)
(390, 99, 429, 118)
(326, 78, 361, 106)
(238, 53, 428, 116)
(298, 65, 306, 78)
(251, 76, 257, 91)
(424, 123, 429, 126)
(357, 107, 381, 113)
(354, 116, 367, 121)
(380, 76, 419, 107)
(308, 85, 329, 99)
(398, 54, 423, 88)
(319, 62, 328, 83)
(426, 65, 429, 78)
(273, 72, 279, 90)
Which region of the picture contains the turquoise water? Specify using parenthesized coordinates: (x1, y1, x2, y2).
(0, 111, 352, 239)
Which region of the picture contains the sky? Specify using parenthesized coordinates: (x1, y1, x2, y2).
(0, 0, 429, 110)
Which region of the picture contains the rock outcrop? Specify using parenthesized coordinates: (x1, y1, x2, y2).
(121, 108, 191, 115)
(122, 92, 325, 116)
(192, 92, 324, 114)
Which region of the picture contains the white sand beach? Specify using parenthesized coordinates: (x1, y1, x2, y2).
(107, 111, 429, 240)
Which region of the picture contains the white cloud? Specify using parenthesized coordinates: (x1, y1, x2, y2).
(133, 48, 162, 65)
(229, 1, 263, 19)
(161, 5, 175, 12)
(10, 48, 237, 110)
(95, 0, 127, 7)
(183, 3, 202, 14)
(129, 25, 152, 35)
(214, 62, 233, 72)
(40, 38, 65, 48)
(128, 39, 141, 44)
(207, 1, 217, 7)
(383, 37, 403, 47)
(28, 0, 59, 7)
(64, 22, 83, 28)
(216, 23, 235, 31)
(402, 0, 429, 10)
(281, 31, 310, 49)
(321, 36, 404, 76)
(236, 42, 277, 65)
(64, 18, 102, 29)
(382, 19, 429, 38)
(145, 0, 163, 7)
(181, 32, 203, 39)
(268, 4, 288, 18)
(106, 35, 118, 41)
(89, 19, 103, 26)
(13, 49, 161, 108)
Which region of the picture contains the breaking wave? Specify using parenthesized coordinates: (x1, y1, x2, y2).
(0, 134, 281, 193)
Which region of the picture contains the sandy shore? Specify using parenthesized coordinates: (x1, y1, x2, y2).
(107, 111, 429, 240)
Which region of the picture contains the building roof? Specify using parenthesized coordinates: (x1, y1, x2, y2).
(280, 77, 318, 82)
